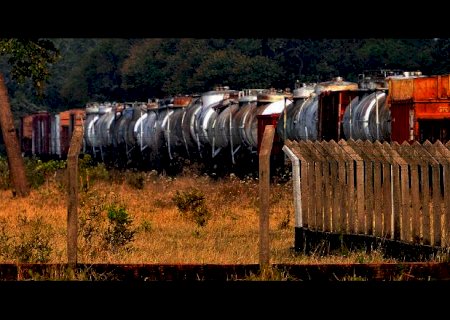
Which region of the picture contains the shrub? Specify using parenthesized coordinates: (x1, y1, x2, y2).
(126, 171, 145, 190)
(79, 154, 110, 191)
(78, 191, 136, 259)
(78, 191, 108, 259)
(139, 220, 152, 233)
(104, 204, 136, 252)
(172, 188, 211, 227)
(0, 215, 54, 263)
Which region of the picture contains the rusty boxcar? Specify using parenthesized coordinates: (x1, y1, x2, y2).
(388, 73, 450, 143)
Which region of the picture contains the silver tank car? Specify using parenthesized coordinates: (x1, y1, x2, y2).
(134, 105, 149, 152)
(142, 99, 173, 156)
(242, 90, 292, 149)
(113, 103, 146, 148)
(163, 96, 195, 159)
(138, 104, 159, 152)
(150, 108, 173, 155)
(211, 98, 240, 150)
(277, 84, 317, 140)
(193, 88, 239, 152)
(92, 103, 116, 160)
(95, 103, 115, 148)
(181, 96, 203, 154)
(342, 91, 389, 141)
(232, 91, 259, 148)
(84, 103, 100, 149)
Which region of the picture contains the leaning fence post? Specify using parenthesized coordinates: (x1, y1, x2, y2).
(259, 125, 275, 270)
(67, 125, 84, 268)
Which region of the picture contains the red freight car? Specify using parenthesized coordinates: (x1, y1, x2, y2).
(19, 111, 53, 157)
(388, 74, 450, 143)
(58, 108, 85, 157)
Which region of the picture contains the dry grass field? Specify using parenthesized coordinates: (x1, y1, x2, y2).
(0, 158, 396, 267)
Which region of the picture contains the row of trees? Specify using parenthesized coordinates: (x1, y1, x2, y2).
(2, 38, 450, 119)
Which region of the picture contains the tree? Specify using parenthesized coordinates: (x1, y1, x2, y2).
(0, 38, 59, 197)
(61, 39, 132, 104)
(187, 49, 283, 92)
(121, 39, 171, 100)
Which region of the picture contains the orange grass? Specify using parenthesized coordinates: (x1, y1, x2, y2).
(0, 169, 395, 264)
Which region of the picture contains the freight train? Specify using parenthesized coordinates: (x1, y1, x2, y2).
(18, 70, 450, 175)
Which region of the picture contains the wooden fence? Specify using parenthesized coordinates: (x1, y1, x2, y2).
(283, 139, 450, 248)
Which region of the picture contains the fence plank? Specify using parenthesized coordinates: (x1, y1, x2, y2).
(413, 141, 440, 245)
(354, 143, 383, 237)
(323, 141, 343, 232)
(382, 157, 392, 238)
(304, 141, 325, 231)
(338, 140, 355, 233)
(297, 141, 318, 230)
(365, 141, 389, 238)
(398, 142, 421, 243)
(437, 141, 450, 246)
(348, 140, 374, 235)
(391, 142, 412, 242)
(329, 140, 349, 233)
(370, 141, 394, 239)
(373, 157, 383, 237)
(412, 142, 431, 245)
(423, 141, 446, 246)
(339, 140, 364, 234)
(356, 140, 384, 235)
(361, 140, 384, 238)
(311, 141, 334, 232)
(379, 142, 403, 240)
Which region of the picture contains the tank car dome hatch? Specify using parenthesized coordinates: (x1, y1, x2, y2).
(239, 95, 258, 103)
(86, 104, 99, 114)
(293, 84, 315, 99)
(256, 92, 291, 115)
(97, 104, 112, 114)
(257, 92, 285, 104)
(172, 96, 193, 107)
(201, 89, 238, 107)
(315, 77, 358, 94)
(146, 101, 159, 109)
(238, 89, 263, 104)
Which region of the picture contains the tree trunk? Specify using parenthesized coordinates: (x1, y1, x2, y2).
(0, 73, 30, 197)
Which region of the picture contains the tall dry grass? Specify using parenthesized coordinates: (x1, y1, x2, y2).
(0, 165, 395, 265)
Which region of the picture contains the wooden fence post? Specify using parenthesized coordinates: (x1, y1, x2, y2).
(291, 140, 314, 228)
(282, 141, 302, 228)
(67, 125, 84, 268)
(259, 125, 275, 270)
